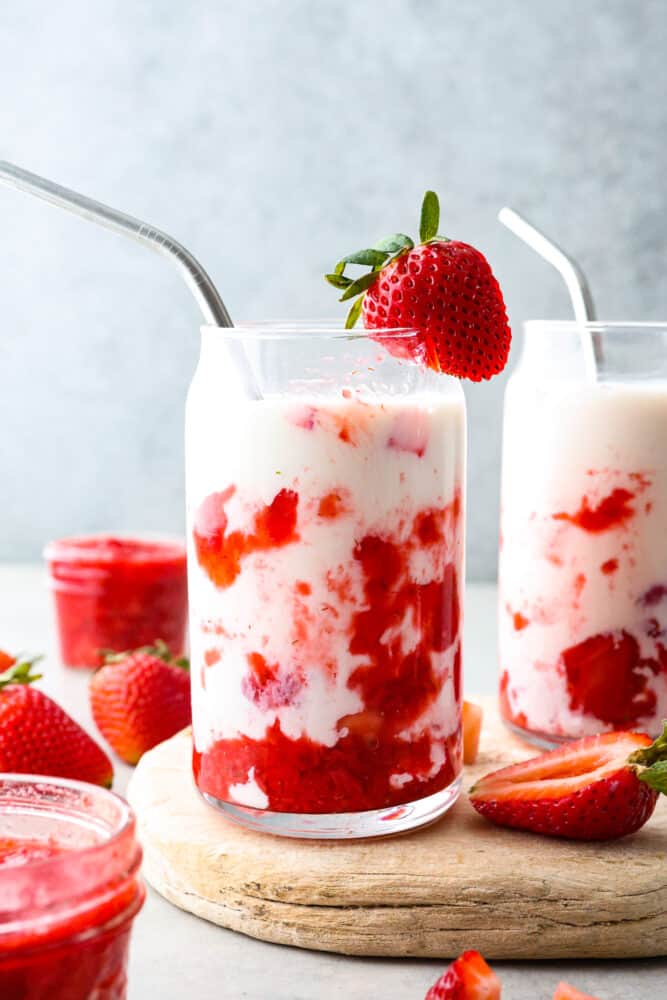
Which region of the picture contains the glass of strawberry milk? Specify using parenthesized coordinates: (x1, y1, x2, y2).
(499, 322, 667, 745)
(186, 323, 466, 837)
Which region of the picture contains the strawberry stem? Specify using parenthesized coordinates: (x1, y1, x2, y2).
(0, 657, 44, 690)
(629, 722, 667, 794)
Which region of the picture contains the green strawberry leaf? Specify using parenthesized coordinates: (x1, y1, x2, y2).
(102, 639, 189, 670)
(630, 721, 667, 767)
(419, 190, 440, 243)
(374, 233, 414, 253)
(630, 721, 667, 795)
(325, 273, 353, 289)
(340, 249, 389, 267)
(345, 296, 364, 329)
(638, 759, 667, 795)
(0, 656, 43, 690)
(339, 270, 379, 302)
(325, 190, 443, 327)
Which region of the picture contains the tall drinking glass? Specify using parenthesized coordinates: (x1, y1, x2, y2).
(186, 323, 466, 838)
(499, 322, 667, 746)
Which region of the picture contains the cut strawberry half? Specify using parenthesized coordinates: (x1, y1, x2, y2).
(462, 700, 483, 765)
(425, 950, 501, 1000)
(553, 983, 601, 1000)
(469, 725, 667, 840)
(325, 192, 511, 382)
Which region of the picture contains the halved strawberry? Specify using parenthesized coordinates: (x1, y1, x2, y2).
(469, 726, 667, 840)
(325, 191, 511, 382)
(553, 983, 601, 1000)
(425, 950, 501, 999)
(462, 700, 483, 765)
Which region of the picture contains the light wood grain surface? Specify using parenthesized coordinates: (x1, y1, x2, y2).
(128, 697, 667, 960)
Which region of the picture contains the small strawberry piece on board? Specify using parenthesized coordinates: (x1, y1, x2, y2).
(90, 641, 191, 765)
(325, 191, 511, 382)
(553, 982, 602, 1000)
(425, 950, 501, 999)
(462, 700, 483, 765)
(0, 657, 113, 787)
(469, 725, 667, 841)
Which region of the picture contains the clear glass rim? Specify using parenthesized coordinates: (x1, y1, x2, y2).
(201, 320, 419, 341)
(525, 320, 667, 334)
(0, 773, 136, 885)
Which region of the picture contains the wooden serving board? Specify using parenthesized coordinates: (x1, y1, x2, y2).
(127, 698, 667, 959)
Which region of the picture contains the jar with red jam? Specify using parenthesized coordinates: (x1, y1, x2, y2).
(0, 773, 145, 1000)
(44, 535, 188, 667)
(187, 323, 466, 838)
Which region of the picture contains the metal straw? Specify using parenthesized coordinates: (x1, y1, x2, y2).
(0, 160, 261, 399)
(498, 206, 601, 379)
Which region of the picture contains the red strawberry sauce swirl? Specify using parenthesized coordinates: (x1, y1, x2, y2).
(553, 487, 636, 532)
(193, 487, 299, 588)
(192, 489, 463, 814)
(501, 473, 667, 736)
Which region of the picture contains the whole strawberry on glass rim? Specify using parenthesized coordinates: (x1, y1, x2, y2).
(470, 724, 667, 840)
(326, 190, 511, 381)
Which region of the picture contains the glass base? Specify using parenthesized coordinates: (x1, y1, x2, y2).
(200, 776, 462, 840)
(503, 717, 571, 751)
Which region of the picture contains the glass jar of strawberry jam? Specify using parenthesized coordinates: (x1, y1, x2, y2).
(187, 324, 466, 838)
(44, 535, 188, 667)
(0, 774, 145, 1000)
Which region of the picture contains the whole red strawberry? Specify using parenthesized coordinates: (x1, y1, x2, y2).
(469, 726, 667, 840)
(326, 191, 511, 381)
(0, 652, 113, 787)
(425, 950, 501, 999)
(90, 642, 191, 765)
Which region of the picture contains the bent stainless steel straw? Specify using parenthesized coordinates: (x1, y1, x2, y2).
(498, 206, 602, 380)
(0, 160, 261, 399)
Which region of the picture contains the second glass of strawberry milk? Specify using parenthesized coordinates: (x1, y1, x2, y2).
(499, 322, 667, 744)
(186, 323, 465, 838)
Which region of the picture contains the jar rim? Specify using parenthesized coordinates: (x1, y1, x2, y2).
(43, 533, 187, 565)
(0, 774, 141, 924)
(201, 320, 420, 341)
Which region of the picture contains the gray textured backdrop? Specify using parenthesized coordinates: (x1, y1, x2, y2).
(1, 1, 665, 579)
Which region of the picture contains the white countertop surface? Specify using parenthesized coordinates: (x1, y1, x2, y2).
(1, 565, 664, 999)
